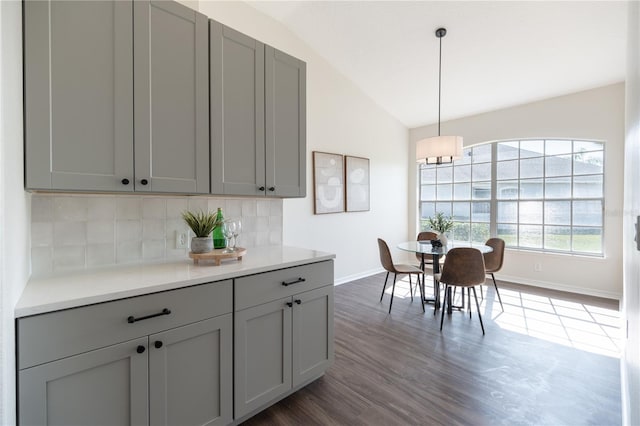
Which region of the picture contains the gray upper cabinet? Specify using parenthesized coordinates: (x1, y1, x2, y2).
(210, 20, 306, 198)
(134, 1, 209, 194)
(24, 0, 134, 192)
(24, 0, 209, 194)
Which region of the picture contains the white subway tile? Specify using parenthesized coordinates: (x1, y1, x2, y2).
(87, 196, 116, 220)
(208, 198, 226, 215)
(270, 199, 283, 216)
(143, 240, 165, 260)
(166, 198, 188, 219)
(54, 196, 88, 222)
(31, 222, 53, 247)
(53, 222, 87, 246)
(31, 247, 52, 276)
(255, 231, 270, 247)
(269, 231, 282, 245)
(31, 196, 53, 222)
(116, 220, 142, 242)
(52, 246, 86, 271)
(87, 244, 115, 267)
(257, 200, 270, 217)
(255, 216, 269, 231)
(166, 246, 188, 259)
(116, 241, 142, 263)
(143, 198, 166, 219)
(187, 197, 208, 213)
(269, 216, 283, 231)
(242, 200, 257, 217)
(116, 197, 142, 220)
(143, 219, 166, 240)
(225, 199, 242, 217)
(87, 221, 115, 244)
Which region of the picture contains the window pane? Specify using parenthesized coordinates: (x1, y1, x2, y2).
(573, 200, 602, 226)
(520, 179, 543, 199)
(520, 157, 543, 178)
(572, 227, 602, 253)
(545, 139, 572, 156)
(453, 165, 471, 182)
(452, 202, 470, 221)
(453, 183, 471, 200)
(574, 151, 603, 175)
(497, 181, 519, 199)
(545, 226, 571, 250)
(519, 201, 542, 224)
(472, 144, 492, 163)
(452, 222, 470, 242)
(472, 182, 491, 200)
(497, 160, 518, 180)
(457, 149, 472, 165)
(519, 225, 543, 248)
(435, 202, 452, 217)
(436, 184, 452, 200)
(498, 201, 517, 223)
(472, 202, 490, 222)
(421, 202, 435, 220)
(574, 175, 603, 198)
(545, 155, 572, 177)
(574, 141, 603, 152)
(421, 185, 435, 200)
(520, 140, 544, 158)
(420, 166, 436, 183)
(544, 201, 570, 225)
(497, 224, 517, 246)
(437, 165, 453, 183)
(497, 141, 519, 161)
(545, 177, 571, 199)
(472, 163, 491, 181)
(471, 223, 490, 244)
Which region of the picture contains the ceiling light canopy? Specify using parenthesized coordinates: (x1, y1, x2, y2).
(416, 27, 463, 165)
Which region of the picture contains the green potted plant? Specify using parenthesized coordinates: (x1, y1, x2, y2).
(427, 212, 454, 245)
(182, 210, 223, 253)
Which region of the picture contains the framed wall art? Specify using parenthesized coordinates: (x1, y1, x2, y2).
(312, 151, 345, 214)
(345, 155, 370, 212)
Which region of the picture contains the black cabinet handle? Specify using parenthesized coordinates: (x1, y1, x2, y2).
(268, 187, 275, 192)
(127, 308, 171, 324)
(258, 186, 265, 191)
(282, 277, 306, 287)
(286, 302, 293, 308)
(154, 341, 163, 349)
(140, 179, 148, 185)
(295, 299, 301, 305)
(121, 178, 130, 185)
(136, 345, 145, 354)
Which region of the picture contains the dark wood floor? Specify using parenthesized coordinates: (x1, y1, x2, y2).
(243, 273, 621, 425)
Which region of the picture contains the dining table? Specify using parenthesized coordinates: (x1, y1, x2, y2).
(397, 241, 493, 313)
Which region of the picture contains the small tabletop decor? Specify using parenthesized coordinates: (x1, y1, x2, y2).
(427, 212, 454, 246)
(182, 210, 224, 253)
(188, 247, 247, 266)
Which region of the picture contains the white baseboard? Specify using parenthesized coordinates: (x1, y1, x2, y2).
(334, 267, 384, 286)
(496, 273, 622, 300)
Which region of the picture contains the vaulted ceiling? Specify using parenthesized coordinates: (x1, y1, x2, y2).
(247, 1, 627, 128)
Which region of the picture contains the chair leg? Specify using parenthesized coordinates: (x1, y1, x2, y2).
(472, 286, 485, 335)
(440, 285, 449, 331)
(492, 273, 504, 312)
(380, 272, 389, 302)
(416, 274, 425, 312)
(408, 274, 414, 302)
(468, 287, 471, 319)
(389, 273, 397, 314)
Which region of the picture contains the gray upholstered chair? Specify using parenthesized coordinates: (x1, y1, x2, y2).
(483, 238, 505, 312)
(435, 247, 487, 335)
(377, 238, 425, 314)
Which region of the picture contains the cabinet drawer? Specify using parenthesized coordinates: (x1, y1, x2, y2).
(17, 280, 232, 370)
(235, 260, 333, 310)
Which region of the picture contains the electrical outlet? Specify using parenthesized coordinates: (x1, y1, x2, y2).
(175, 230, 188, 249)
(534, 263, 542, 272)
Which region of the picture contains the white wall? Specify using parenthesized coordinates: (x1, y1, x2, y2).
(409, 84, 625, 299)
(622, 2, 640, 424)
(0, 0, 30, 424)
(199, 1, 409, 283)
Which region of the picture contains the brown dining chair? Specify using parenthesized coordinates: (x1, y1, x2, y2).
(415, 231, 443, 303)
(483, 238, 505, 312)
(435, 247, 487, 335)
(377, 238, 425, 314)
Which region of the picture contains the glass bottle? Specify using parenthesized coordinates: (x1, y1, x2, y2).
(212, 207, 226, 249)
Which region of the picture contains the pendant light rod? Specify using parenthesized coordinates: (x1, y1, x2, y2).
(436, 27, 446, 137)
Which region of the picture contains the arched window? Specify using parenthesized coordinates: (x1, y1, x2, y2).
(419, 139, 604, 255)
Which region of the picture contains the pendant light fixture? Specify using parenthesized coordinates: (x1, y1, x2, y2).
(416, 27, 463, 165)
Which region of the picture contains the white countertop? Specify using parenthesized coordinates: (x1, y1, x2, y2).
(16, 245, 335, 318)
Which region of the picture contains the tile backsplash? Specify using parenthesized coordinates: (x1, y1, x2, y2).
(30, 194, 283, 276)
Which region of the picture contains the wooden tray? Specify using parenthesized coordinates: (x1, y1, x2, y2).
(188, 247, 247, 265)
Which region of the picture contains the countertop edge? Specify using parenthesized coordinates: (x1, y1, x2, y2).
(15, 247, 336, 318)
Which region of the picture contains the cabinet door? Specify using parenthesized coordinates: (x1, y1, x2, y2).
(134, 1, 209, 194)
(149, 315, 233, 426)
(210, 20, 266, 196)
(19, 337, 148, 426)
(292, 285, 334, 387)
(265, 46, 307, 198)
(234, 298, 292, 418)
(24, 0, 134, 192)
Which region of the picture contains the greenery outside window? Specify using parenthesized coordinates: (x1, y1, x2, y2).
(419, 139, 604, 255)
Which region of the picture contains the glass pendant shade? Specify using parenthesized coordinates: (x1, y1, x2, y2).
(416, 135, 463, 164)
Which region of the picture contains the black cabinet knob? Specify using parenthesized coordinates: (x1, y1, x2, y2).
(286, 302, 293, 308)
(140, 179, 148, 185)
(258, 186, 265, 191)
(295, 299, 301, 305)
(268, 187, 275, 192)
(136, 345, 145, 354)
(154, 341, 163, 349)
(121, 178, 130, 185)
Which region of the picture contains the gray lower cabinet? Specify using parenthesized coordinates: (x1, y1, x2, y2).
(24, 0, 209, 194)
(210, 20, 306, 198)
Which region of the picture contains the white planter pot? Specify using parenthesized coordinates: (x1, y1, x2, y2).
(191, 236, 213, 253)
